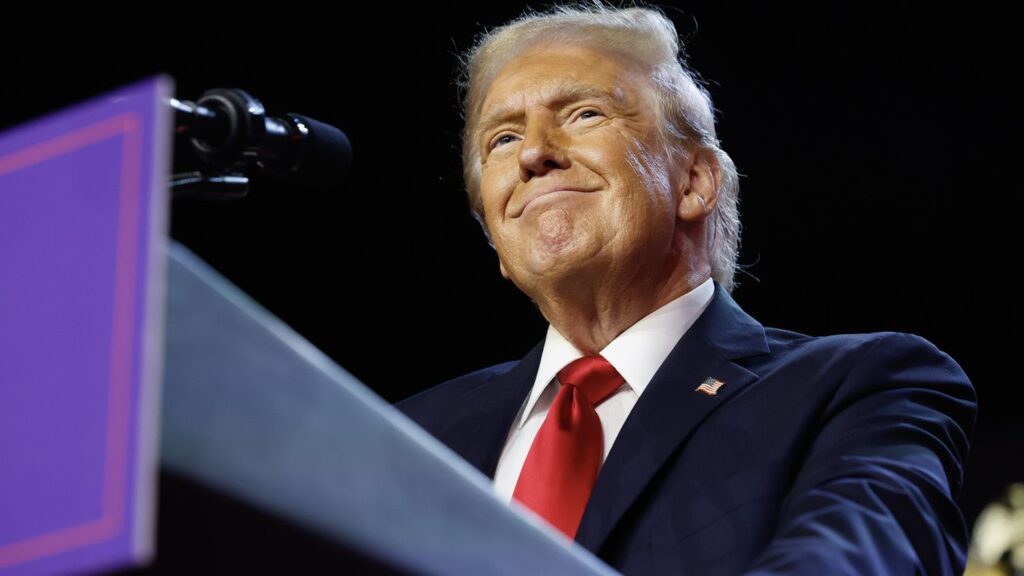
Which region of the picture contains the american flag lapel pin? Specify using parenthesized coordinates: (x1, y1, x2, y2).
(695, 377, 726, 396)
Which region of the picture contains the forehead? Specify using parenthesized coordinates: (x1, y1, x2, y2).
(479, 43, 648, 119)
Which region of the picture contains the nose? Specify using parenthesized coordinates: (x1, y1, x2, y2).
(518, 114, 570, 181)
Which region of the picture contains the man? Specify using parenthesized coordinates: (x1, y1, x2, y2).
(399, 5, 976, 575)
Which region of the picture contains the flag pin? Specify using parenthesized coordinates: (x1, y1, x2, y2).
(695, 377, 725, 396)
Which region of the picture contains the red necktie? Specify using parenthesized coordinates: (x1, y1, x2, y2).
(512, 355, 625, 538)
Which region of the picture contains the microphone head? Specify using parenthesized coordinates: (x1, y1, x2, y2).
(285, 114, 352, 191)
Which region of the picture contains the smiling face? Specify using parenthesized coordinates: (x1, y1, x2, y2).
(475, 42, 687, 303)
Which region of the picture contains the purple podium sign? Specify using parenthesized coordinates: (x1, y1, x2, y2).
(0, 77, 172, 575)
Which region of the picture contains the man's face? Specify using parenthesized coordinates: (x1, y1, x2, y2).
(476, 43, 684, 300)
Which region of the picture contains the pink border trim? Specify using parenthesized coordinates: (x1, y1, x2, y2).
(0, 113, 142, 569)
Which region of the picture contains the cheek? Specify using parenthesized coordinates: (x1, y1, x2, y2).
(589, 127, 669, 189)
(480, 162, 520, 216)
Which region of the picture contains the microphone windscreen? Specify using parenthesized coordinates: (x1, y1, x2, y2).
(288, 114, 352, 191)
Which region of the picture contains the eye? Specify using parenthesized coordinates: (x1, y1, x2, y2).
(490, 133, 519, 150)
(574, 108, 603, 121)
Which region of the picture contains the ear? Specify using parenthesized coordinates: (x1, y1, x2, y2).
(499, 260, 510, 280)
(676, 149, 721, 223)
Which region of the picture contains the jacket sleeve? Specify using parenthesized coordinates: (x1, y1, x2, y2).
(743, 332, 977, 575)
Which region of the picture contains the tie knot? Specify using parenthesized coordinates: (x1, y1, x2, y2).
(557, 355, 625, 406)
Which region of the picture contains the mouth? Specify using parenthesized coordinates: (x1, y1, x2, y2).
(513, 187, 596, 218)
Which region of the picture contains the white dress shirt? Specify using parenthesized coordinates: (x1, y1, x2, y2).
(493, 278, 716, 502)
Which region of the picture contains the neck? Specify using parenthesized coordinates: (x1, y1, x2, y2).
(535, 265, 710, 354)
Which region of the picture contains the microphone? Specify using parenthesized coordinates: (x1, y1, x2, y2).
(171, 89, 352, 191)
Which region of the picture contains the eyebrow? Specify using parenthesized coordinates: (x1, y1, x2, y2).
(475, 83, 628, 139)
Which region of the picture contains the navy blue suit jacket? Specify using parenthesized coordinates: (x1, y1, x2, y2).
(398, 284, 976, 575)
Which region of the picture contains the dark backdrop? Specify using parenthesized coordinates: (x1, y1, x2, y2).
(3, 1, 1017, 564)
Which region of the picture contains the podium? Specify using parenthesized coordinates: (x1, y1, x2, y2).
(158, 242, 616, 575)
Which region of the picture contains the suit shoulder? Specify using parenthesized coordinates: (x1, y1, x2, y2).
(764, 326, 903, 350)
(829, 331, 975, 397)
(395, 360, 519, 429)
(772, 329, 975, 423)
(764, 328, 964, 369)
(758, 329, 974, 403)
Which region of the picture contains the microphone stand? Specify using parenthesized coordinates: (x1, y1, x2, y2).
(169, 89, 279, 200)
(169, 88, 350, 199)
(169, 171, 249, 200)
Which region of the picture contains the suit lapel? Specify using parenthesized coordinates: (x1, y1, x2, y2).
(450, 342, 543, 478)
(575, 285, 770, 552)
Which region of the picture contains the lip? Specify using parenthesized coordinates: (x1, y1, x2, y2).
(512, 186, 596, 218)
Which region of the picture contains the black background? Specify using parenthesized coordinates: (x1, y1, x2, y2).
(3, 1, 1018, 565)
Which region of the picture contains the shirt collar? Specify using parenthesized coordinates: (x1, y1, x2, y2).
(516, 278, 715, 428)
